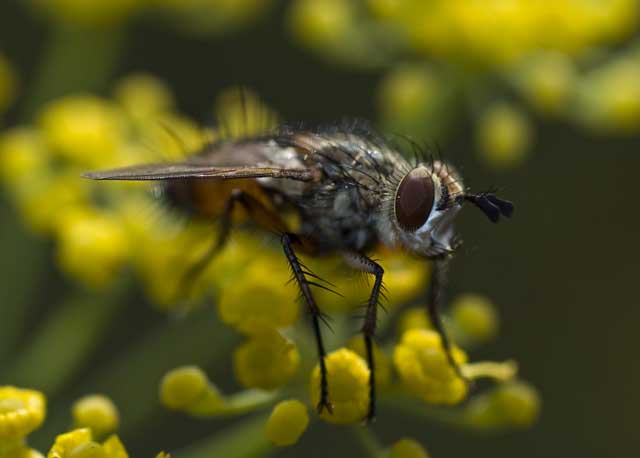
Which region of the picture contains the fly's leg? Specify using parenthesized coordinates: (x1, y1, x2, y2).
(179, 189, 288, 296)
(282, 233, 333, 415)
(426, 259, 468, 382)
(343, 252, 385, 423)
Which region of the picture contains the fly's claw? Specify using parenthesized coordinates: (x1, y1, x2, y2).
(316, 398, 334, 415)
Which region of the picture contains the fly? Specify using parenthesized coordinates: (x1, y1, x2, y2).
(83, 120, 514, 422)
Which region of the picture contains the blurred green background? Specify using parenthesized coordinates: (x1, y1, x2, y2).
(1, 1, 639, 457)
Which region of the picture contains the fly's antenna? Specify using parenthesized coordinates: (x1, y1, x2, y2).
(457, 190, 514, 223)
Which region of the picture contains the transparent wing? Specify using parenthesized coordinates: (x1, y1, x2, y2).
(82, 163, 314, 181)
(83, 139, 315, 182)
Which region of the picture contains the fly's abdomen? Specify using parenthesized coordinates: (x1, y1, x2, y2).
(161, 178, 272, 221)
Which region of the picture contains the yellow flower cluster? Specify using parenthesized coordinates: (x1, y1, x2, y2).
(48, 429, 127, 458)
(290, 0, 640, 167)
(0, 387, 130, 458)
(291, 0, 638, 66)
(0, 74, 214, 292)
(310, 348, 370, 424)
(394, 329, 468, 405)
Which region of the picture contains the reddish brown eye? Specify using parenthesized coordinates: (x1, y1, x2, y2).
(395, 167, 435, 231)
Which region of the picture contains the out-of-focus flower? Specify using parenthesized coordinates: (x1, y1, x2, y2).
(113, 73, 174, 121)
(217, 257, 299, 334)
(288, 0, 353, 51)
(393, 329, 468, 405)
(233, 329, 300, 390)
(47, 428, 128, 458)
(265, 399, 309, 446)
(30, 0, 144, 27)
(310, 348, 370, 424)
(367, 0, 639, 65)
(511, 52, 576, 115)
(450, 294, 499, 344)
(0, 53, 17, 115)
(55, 208, 130, 288)
(464, 381, 541, 430)
(476, 102, 532, 169)
(389, 438, 430, 458)
(397, 307, 432, 335)
(38, 95, 125, 168)
(573, 54, 640, 133)
(0, 128, 48, 189)
(150, 0, 274, 35)
(71, 395, 119, 439)
(377, 65, 453, 140)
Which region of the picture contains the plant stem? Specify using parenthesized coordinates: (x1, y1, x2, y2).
(177, 413, 274, 458)
(4, 280, 129, 395)
(20, 23, 125, 118)
(350, 425, 387, 458)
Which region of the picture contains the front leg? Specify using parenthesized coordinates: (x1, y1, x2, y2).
(426, 259, 467, 381)
(343, 252, 385, 423)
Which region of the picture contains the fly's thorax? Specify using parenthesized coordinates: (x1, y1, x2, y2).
(378, 160, 464, 258)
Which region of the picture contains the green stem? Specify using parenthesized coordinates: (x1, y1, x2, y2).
(350, 425, 387, 458)
(0, 200, 47, 365)
(176, 413, 274, 458)
(3, 280, 129, 396)
(20, 23, 125, 118)
(379, 395, 468, 429)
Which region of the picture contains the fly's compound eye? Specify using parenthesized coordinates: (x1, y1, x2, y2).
(395, 167, 435, 232)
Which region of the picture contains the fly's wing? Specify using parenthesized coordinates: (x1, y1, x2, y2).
(83, 139, 316, 182)
(82, 164, 314, 181)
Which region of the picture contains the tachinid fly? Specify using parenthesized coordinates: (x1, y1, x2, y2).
(84, 119, 514, 422)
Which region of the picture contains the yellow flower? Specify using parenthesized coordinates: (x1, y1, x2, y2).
(310, 348, 369, 424)
(389, 438, 430, 458)
(71, 395, 119, 439)
(0, 127, 48, 188)
(512, 52, 576, 115)
(32, 0, 143, 27)
(264, 399, 309, 446)
(288, 0, 353, 49)
(393, 329, 468, 405)
(17, 174, 90, 235)
(113, 74, 174, 121)
(0, 53, 17, 114)
(476, 102, 531, 169)
(159, 366, 225, 415)
(396, 307, 432, 335)
(377, 65, 450, 139)
(347, 336, 391, 389)
(47, 429, 128, 458)
(38, 95, 125, 167)
(450, 294, 499, 343)
(0, 387, 46, 440)
(574, 56, 640, 132)
(378, 250, 429, 307)
(464, 381, 541, 429)
(233, 330, 300, 390)
(55, 208, 130, 288)
(217, 256, 298, 334)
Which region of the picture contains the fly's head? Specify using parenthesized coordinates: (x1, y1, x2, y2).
(387, 161, 514, 259)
